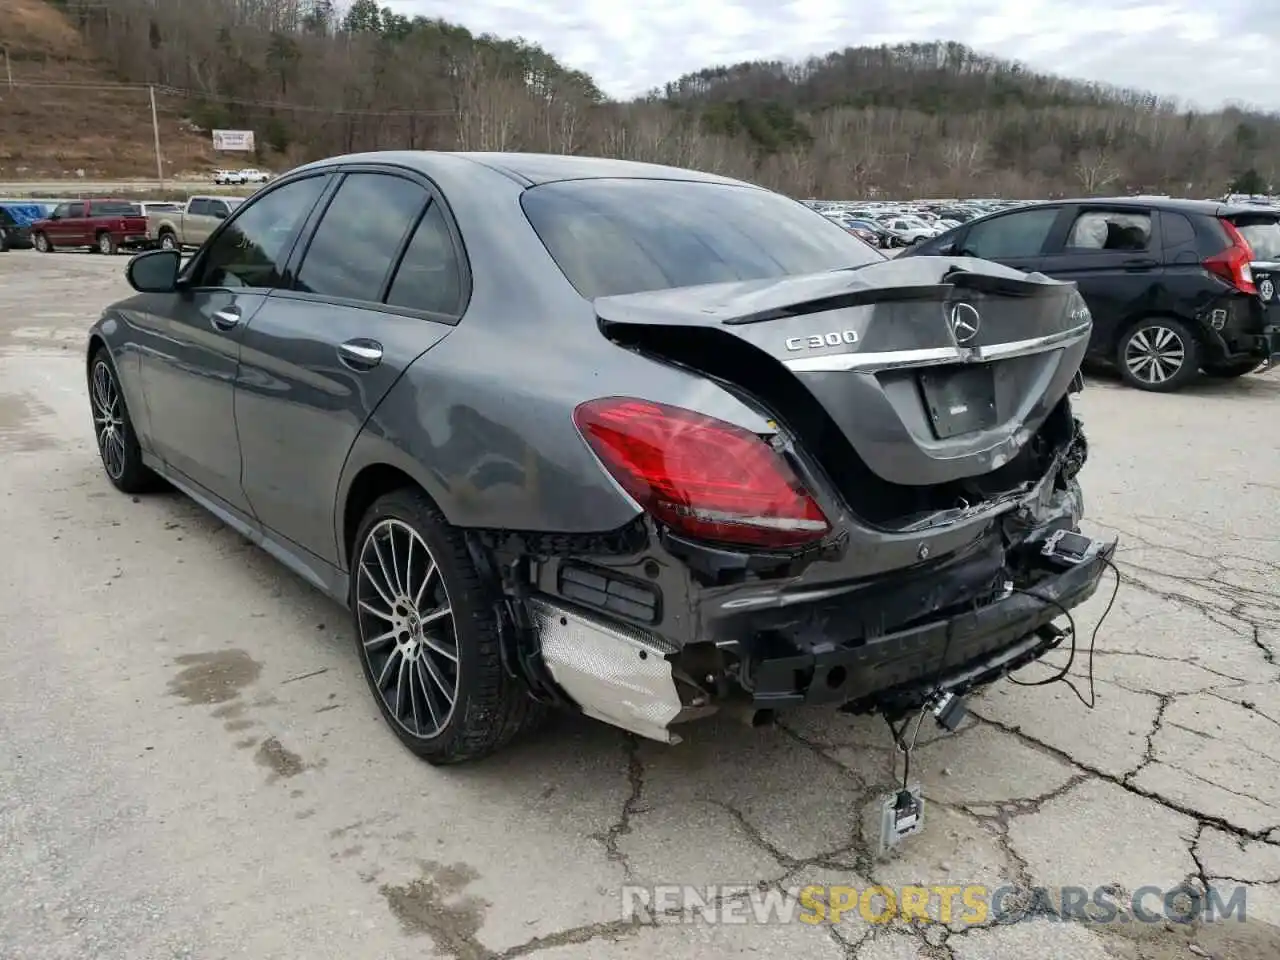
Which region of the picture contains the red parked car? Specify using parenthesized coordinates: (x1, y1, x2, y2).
(31, 199, 151, 255)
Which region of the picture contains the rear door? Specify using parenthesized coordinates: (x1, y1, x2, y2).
(1035, 205, 1163, 354)
(235, 167, 466, 565)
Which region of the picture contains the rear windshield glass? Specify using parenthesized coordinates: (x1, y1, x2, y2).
(521, 178, 883, 299)
(1233, 217, 1280, 260)
(94, 201, 140, 216)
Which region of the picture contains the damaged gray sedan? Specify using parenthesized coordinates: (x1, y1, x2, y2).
(86, 151, 1115, 766)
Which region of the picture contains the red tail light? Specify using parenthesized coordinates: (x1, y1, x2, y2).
(1204, 219, 1257, 295)
(573, 397, 830, 550)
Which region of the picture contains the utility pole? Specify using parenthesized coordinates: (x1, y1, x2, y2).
(4, 47, 12, 89)
(149, 85, 165, 187)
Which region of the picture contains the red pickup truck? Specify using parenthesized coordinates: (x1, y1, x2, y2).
(31, 199, 151, 255)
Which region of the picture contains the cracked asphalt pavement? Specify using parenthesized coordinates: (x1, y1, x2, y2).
(1, 251, 1278, 960)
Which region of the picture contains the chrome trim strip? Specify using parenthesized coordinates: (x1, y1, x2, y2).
(782, 321, 1092, 373)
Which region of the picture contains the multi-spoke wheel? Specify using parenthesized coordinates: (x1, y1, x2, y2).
(356, 518, 460, 740)
(350, 488, 546, 764)
(1117, 318, 1199, 392)
(88, 349, 160, 493)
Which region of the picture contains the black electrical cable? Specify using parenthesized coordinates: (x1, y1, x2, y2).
(1007, 554, 1122, 709)
(887, 617, 960, 791)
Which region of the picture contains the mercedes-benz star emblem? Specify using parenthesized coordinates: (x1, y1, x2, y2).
(949, 303, 981, 345)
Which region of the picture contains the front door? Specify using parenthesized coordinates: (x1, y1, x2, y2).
(133, 174, 330, 513)
(236, 169, 466, 565)
(45, 203, 74, 246)
(954, 205, 1064, 274)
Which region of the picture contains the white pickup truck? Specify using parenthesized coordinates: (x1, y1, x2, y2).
(146, 196, 245, 251)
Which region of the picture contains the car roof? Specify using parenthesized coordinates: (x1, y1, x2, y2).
(291, 150, 753, 188)
(988, 196, 1271, 218)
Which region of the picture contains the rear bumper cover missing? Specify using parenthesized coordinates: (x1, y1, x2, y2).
(745, 537, 1116, 711)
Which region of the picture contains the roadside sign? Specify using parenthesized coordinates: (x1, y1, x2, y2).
(212, 130, 255, 151)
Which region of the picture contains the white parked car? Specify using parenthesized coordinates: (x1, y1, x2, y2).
(212, 169, 245, 185)
(882, 216, 941, 246)
(238, 169, 273, 184)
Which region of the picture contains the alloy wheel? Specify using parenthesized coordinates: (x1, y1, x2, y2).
(161, 233, 177, 250)
(1124, 325, 1185, 386)
(91, 360, 127, 479)
(355, 518, 460, 739)
(99, 233, 113, 255)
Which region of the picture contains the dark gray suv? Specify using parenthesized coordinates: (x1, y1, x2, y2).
(87, 152, 1113, 763)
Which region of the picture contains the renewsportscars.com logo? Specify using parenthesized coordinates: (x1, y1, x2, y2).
(620, 883, 1249, 926)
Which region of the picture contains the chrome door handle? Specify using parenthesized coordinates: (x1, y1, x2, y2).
(212, 308, 241, 330)
(337, 340, 383, 370)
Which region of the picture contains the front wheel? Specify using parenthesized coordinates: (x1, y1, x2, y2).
(0, 227, 8, 252)
(89, 349, 162, 493)
(33, 232, 51, 253)
(1202, 358, 1262, 378)
(351, 488, 546, 764)
(1117, 318, 1201, 392)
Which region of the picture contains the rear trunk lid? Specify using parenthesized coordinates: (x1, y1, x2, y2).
(594, 256, 1090, 527)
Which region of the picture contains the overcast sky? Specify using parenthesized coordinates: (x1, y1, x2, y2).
(378, 0, 1278, 111)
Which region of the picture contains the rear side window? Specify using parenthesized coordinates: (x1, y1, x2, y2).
(385, 202, 464, 316)
(1232, 217, 1280, 260)
(521, 178, 882, 299)
(963, 208, 1059, 259)
(295, 173, 428, 302)
(1065, 210, 1152, 251)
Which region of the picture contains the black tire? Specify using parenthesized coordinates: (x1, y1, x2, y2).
(96, 232, 119, 255)
(1116, 317, 1201, 392)
(33, 232, 52, 253)
(0, 227, 9, 252)
(1202, 358, 1262, 378)
(159, 230, 179, 251)
(88, 347, 163, 494)
(351, 487, 546, 764)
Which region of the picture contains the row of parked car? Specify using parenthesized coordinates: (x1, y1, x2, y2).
(0, 194, 246, 255)
(805, 197, 1029, 248)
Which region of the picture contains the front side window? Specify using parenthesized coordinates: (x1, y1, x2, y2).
(188, 199, 210, 217)
(67, 203, 86, 218)
(295, 173, 428, 302)
(521, 178, 882, 300)
(964, 208, 1060, 260)
(51, 204, 69, 219)
(193, 176, 327, 289)
(1065, 210, 1152, 251)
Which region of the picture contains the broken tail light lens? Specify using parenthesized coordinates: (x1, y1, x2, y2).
(573, 397, 831, 550)
(1204, 220, 1258, 296)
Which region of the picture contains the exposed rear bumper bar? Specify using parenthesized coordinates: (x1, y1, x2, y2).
(746, 537, 1117, 711)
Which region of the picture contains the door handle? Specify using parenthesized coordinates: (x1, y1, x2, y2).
(337, 339, 383, 371)
(211, 307, 241, 330)
(1123, 258, 1158, 271)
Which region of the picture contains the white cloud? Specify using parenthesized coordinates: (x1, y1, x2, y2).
(378, 0, 1279, 111)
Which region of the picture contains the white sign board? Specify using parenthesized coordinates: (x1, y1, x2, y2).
(212, 129, 255, 152)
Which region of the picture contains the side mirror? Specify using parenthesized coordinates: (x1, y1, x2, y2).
(127, 249, 181, 293)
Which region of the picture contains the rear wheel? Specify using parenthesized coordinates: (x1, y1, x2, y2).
(33, 232, 51, 253)
(97, 232, 118, 255)
(1117, 317, 1200, 392)
(89, 348, 162, 493)
(0, 226, 8, 252)
(159, 230, 178, 251)
(1202, 358, 1262, 378)
(351, 488, 545, 764)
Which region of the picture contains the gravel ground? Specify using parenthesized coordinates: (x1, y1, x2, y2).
(1, 249, 1278, 960)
